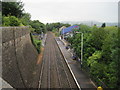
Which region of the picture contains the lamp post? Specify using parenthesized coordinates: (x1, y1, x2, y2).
(75, 32, 83, 66)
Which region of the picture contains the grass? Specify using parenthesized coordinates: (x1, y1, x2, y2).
(30, 33, 41, 53)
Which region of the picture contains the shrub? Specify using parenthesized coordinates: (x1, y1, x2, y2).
(30, 33, 41, 53)
(2, 16, 10, 26)
(3, 16, 21, 26)
(33, 39, 41, 53)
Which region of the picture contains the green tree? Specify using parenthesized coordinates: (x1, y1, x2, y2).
(67, 24, 118, 88)
(46, 22, 70, 31)
(20, 13, 31, 25)
(90, 28, 108, 50)
(101, 23, 106, 28)
(2, 1, 24, 18)
(30, 20, 46, 34)
(3, 16, 21, 26)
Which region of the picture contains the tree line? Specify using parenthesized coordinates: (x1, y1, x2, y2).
(2, 1, 46, 34)
(67, 24, 119, 88)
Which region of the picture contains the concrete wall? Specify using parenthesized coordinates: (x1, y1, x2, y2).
(2, 27, 40, 88)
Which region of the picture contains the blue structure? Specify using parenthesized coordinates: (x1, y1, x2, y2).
(61, 25, 79, 34)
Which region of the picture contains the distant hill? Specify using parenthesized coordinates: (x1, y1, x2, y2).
(61, 21, 118, 27)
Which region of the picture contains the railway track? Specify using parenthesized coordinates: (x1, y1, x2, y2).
(38, 32, 79, 89)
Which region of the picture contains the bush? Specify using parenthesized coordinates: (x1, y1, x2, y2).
(30, 33, 41, 53)
(2, 16, 10, 26)
(33, 39, 41, 53)
(67, 25, 118, 88)
(3, 16, 21, 26)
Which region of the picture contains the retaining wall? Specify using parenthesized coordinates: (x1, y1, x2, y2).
(2, 27, 40, 88)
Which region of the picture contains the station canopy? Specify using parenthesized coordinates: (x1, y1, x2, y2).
(61, 25, 79, 34)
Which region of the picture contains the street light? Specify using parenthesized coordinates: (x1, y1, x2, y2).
(75, 32, 83, 66)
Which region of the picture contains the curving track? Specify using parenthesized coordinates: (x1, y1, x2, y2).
(38, 32, 78, 89)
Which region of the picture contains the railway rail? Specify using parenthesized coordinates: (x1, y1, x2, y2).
(38, 32, 79, 89)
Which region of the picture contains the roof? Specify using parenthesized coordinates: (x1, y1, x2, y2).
(61, 25, 79, 34)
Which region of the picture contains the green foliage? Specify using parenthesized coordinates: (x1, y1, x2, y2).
(45, 22, 70, 36)
(90, 28, 108, 50)
(2, 1, 24, 18)
(30, 33, 41, 53)
(2, 16, 21, 26)
(87, 51, 102, 66)
(79, 24, 91, 33)
(30, 20, 46, 34)
(67, 25, 118, 88)
(33, 38, 41, 53)
(46, 22, 70, 31)
(52, 28, 59, 36)
(9, 16, 21, 26)
(2, 16, 10, 26)
(20, 13, 31, 26)
(2, 0, 44, 56)
(29, 26, 35, 33)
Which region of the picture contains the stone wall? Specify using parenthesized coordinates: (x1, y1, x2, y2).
(2, 27, 40, 88)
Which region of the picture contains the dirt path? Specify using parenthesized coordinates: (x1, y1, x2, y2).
(37, 47, 44, 65)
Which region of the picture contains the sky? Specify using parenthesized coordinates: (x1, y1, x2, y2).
(21, 0, 119, 24)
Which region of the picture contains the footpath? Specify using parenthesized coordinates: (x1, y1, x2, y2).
(41, 34, 47, 47)
(55, 37, 97, 89)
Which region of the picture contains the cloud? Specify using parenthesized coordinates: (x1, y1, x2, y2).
(22, 0, 119, 3)
(22, 1, 118, 23)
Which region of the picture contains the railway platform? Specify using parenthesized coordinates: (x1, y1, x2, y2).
(55, 37, 97, 89)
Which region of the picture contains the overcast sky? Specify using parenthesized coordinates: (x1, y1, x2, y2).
(21, 0, 119, 24)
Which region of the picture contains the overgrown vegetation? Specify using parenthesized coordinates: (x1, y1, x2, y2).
(2, 1, 45, 53)
(46, 22, 70, 31)
(30, 33, 41, 53)
(2, 1, 24, 18)
(2, 15, 22, 26)
(67, 24, 119, 88)
(46, 22, 70, 36)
